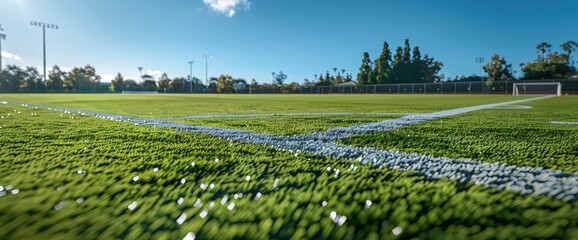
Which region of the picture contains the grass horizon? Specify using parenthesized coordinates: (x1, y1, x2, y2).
(0, 93, 534, 118)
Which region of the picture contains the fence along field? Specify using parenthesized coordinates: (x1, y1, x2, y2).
(0, 94, 577, 239)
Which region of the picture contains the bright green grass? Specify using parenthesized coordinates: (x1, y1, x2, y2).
(1, 105, 578, 239)
(176, 115, 398, 136)
(0, 94, 529, 118)
(341, 96, 578, 173)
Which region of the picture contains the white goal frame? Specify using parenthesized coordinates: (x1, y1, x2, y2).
(512, 82, 562, 96)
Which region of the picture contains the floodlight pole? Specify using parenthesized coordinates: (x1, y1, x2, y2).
(30, 21, 58, 83)
(475, 57, 484, 93)
(0, 24, 6, 72)
(201, 54, 211, 86)
(188, 61, 194, 93)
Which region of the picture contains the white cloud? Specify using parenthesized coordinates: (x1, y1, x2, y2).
(203, 0, 250, 17)
(1, 51, 21, 61)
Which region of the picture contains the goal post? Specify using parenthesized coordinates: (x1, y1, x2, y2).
(512, 82, 562, 96)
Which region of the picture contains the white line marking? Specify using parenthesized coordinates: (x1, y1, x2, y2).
(154, 112, 409, 121)
(551, 121, 578, 125)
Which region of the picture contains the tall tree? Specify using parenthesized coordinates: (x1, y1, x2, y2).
(536, 42, 552, 61)
(358, 39, 444, 84)
(325, 71, 332, 85)
(2, 65, 24, 91)
(191, 77, 202, 90)
(141, 74, 157, 91)
(316, 73, 326, 86)
(391, 46, 407, 83)
(402, 39, 411, 64)
(170, 77, 187, 92)
(560, 40, 578, 65)
(157, 73, 170, 92)
(483, 54, 514, 86)
(47, 65, 65, 91)
(522, 51, 575, 79)
(393, 47, 403, 66)
(373, 41, 392, 84)
(412, 47, 422, 63)
(0, 68, 7, 90)
(216, 75, 234, 93)
(110, 72, 124, 92)
(64, 65, 101, 91)
(356, 52, 373, 85)
(421, 55, 444, 83)
(274, 71, 287, 88)
(22, 66, 42, 90)
(250, 78, 259, 92)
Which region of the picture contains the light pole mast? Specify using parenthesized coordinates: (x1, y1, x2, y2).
(201, 54, 211, 86)
(0, 24, 6, 72)
(30, 21, 58, 83)
(475, 57, 484, 92)
(188, 61, 194, 93)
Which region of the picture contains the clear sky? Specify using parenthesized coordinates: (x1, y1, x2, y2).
(0, 0, 576, 83)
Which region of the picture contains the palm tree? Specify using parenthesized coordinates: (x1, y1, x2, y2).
(560, 40, 578, 65)
(536, 42, 552, 61)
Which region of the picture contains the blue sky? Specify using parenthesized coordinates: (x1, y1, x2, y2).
(0, 0, 576, 83)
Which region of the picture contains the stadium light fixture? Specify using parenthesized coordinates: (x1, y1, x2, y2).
(188, 61, 194, 93)
(201, 54, 211, 86)
(0, 24, 6, 72)
(30, 21, 58, 83)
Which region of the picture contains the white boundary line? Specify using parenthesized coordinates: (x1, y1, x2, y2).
(154, 112, 409, 121)
(551, 121, 578, 125)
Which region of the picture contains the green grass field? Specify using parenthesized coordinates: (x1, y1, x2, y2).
(0, 94, 577, 239)
(0, 94, 529, 117)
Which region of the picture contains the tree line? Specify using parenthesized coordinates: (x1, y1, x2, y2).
(304, 68, 355, 87)
(0, 65, 102, 91)
(354, 39, 578, 86)
(479, 41, 577, 86)
(0, 64, 207, 92)
(110, 72, 204, 93)
(354, 40, 577, 86)
(356, 39, 444, 85)
(0, 64, 295, 93)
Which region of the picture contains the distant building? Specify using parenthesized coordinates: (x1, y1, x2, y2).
(336, 81, 357, 86)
